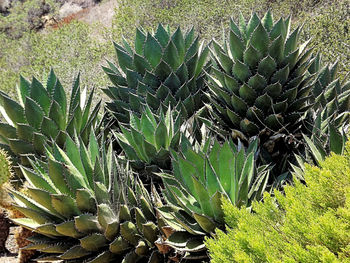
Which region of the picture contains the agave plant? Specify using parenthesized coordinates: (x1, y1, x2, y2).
(114, 105, 190, 176)
(103, 24, 210, 126)
(302, 108, 349, 172)
(157, 138, 269, 241)
(206, 11, 321, 176)
(312, 58, 349, 105)
(0, 70, 101, 173)
(309, 58, 350, 127)
(10, 132, 167, 262)
(311, 60, 350, 130)
(290, 59, 350, 178)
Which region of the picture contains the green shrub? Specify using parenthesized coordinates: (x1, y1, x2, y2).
(206, 140, 350, 262)
(109, 0, 259, 44)
(301, 0, 350, 79)
(0, 21, 110, 96)
(109, 0, 321, 42)
(0, 0, 58, 38)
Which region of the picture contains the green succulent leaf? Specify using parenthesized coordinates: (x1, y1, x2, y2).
(229, 30, 244, 61)
(144, 33, 163, 68)
(249, 22, 269, 56)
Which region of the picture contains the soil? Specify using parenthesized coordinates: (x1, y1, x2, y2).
(1, 226, 24, 263)
(76, 0, 117, 27)
(0, 225, 62, 262)
(48, 0, 117, 29)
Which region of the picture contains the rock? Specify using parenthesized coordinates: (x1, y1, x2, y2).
(78, 0, 117, 27)
(27, 1, 51, 30)
(0, 0, 11, 14)
(70, 0, 97, 9)
(58, 2, 82, 19)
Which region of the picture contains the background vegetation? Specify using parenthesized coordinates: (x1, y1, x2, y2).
(0, 0, 349, 95)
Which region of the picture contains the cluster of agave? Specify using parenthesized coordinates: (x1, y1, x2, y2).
(0, 70, 100, 178)
(307, 58, 350, 149)
(0, 11, 349, 263)
(292, 58, 350, 177)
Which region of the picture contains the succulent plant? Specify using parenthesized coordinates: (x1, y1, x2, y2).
(309, 59, 350, 132)
(207, 11, 316, 138)
(206, 11, 322, 177)
(311, 57, 349, 105)
(157, 138, 269, 243)
(114, 105, 190, 177)
(103, 24, 210, 126)
(0, 70, 101, 173)
(290, 59, 350, 178)
(10, 132, 168, 262)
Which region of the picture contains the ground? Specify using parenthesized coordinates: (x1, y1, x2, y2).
(1, 226, 25, 263)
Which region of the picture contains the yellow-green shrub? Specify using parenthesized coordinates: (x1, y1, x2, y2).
(206, 141, 350, 263)
(0, 0, 58, 38)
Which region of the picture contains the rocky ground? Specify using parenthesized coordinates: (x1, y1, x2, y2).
(1, 226, 18, 263)
(1, 226, 28, 263)
(1, 0, 117, 34)
(1, 225, 63, 262)
(57, 0, 117, 27)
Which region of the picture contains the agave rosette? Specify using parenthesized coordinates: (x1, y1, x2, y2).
(309, 59, 350, 132)
(292, 59, 350, 177)
(0, 70, 100, 170)
(207, 11, 317, 141)
(10, 132, 165, 262)
(103, 24, 210, 125)
(114, 105, 190, 174)
(157, 138, 269, 240)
